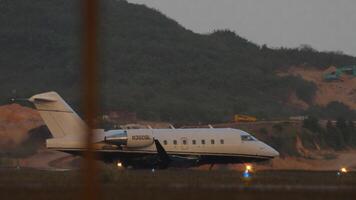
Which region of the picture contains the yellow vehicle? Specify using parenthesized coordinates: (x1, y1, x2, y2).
(234, 114, 257, 123)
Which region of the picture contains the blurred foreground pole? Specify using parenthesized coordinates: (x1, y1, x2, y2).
(82, 0, 100, 200)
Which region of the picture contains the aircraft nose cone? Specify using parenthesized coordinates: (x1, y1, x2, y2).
(264, 145, 279, 157)
(259, 143, 279, 158)
(269, 147, 280, 157)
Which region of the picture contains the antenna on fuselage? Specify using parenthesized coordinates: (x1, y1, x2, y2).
(10, 98, 29, 102)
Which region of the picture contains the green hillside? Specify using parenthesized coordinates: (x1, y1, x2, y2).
(1, 0, 356, 123)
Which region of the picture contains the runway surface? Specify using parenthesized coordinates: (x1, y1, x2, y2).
(0, 168, 355, 200)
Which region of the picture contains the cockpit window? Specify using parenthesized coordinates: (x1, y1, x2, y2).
(241, 135, 256, 141)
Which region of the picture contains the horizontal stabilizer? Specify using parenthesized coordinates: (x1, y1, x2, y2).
(29, 93, 58, 102)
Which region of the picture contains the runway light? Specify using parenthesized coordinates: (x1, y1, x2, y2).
(117, 162, 123, 168)
(337, 167, 348, 176)
(340, 167, 348, 173)
(243, 170, 251, 178)
(242, 164, 253, 179)
(245, 164, 253, 172)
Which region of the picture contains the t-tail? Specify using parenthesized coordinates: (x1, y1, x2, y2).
(29, 91, 87, 138)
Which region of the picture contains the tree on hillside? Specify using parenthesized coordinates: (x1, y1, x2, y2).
(347, 120, 356, 147)
(299, 44, 317, 52)
(302, 116, 328, 147)
(326, 120, 345, 150)
(303, 116, 322, 133)
(306, 102, 356, 121)
(336, 117, 350, 144)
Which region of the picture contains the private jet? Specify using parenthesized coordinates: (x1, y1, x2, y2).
(28, 91, 279, 169)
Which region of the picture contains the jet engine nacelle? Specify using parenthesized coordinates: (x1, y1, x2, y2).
(104, 129, 154, 148)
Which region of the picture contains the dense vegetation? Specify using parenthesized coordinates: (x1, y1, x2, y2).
(1, 0, 356, 123)
(306, 102, 356, 120)
(302, 117, 356, 150)
(246, 117, 356, 156)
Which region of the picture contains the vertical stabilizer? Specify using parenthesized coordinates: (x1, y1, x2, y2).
(29, 91, 87, 138)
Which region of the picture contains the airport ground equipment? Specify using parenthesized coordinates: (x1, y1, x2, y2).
(234, 115, 257, 123)
(323, 65, 356, 81)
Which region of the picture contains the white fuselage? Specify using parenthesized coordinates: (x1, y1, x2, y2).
(47, 128, 279, 159)
(122, 128, 278, 158)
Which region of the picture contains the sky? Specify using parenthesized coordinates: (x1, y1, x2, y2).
(128, 0, 356, 56)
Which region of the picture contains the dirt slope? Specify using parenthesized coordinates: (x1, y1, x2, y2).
(0, 104, 44, 149)
(279, 66, 356, 109)
(254, 150, 356, 171)
(20, 150, 79, 170)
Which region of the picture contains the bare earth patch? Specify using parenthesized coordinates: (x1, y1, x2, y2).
(0, 104, 44, 149)
(254, 150, 356, 171)
(278, 66, 356, 110)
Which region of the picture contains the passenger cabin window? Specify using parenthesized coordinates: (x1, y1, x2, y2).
(192, 140, 196, 145)
(173, 140, 177, 145)
(163, 140, 167, 145)
(220, 139, 224, 144)
(201, 140, 205, 145)
(182, 140, 187, 145)
(241, 135, 256, 141)
(211, 139, 215, 144)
